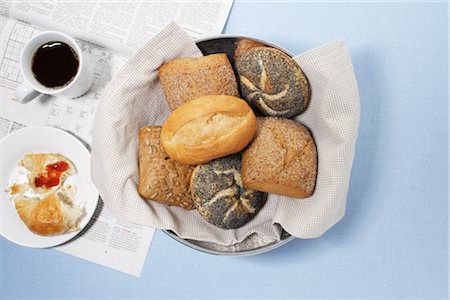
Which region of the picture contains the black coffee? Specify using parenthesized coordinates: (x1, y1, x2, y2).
(32, 41, 79, 88)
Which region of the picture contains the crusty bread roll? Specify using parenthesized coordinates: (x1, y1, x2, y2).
(234, 38, 266, 59)
(161, 95, 256, 165)
(236, 47, 310, 118)
(190, 154, 266, 229)
(242, 117, 317, 198)
(138, 126, 195, 210)
(158, 54, 239, 110)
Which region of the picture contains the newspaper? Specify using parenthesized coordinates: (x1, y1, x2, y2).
(0, 0, 233, 277)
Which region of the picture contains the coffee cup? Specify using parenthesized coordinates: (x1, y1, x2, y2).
(15, 31, 94, 103)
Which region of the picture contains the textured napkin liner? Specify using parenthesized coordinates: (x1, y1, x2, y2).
(91, 23, 360, 246)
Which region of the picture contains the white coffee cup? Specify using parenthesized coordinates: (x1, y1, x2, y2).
(15, 31, 94, 103)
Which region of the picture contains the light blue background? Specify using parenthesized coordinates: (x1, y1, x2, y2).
(1, 2, 448, 299)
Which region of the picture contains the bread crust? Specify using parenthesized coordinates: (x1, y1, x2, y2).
(190, 154, 266, 229)
(14, 190, 82, 236)
(242, 117, 317, 198)
(236, 47, 310, 118)
(138, 126, 195, 210)
(234, 38, 266, 59)
(161, 95, 257, 165)
(159, 54, 239, 110)
(15, 193, 65, 235)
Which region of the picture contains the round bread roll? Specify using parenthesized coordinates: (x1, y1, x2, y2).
(161, 95, 257, 165)
(236, 47, 310, 118)
(242, 117, 317, 198)
(191, 154, 266, 229)
(234, 38, 265, 60)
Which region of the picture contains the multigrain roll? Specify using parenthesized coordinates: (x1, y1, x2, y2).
(191, 154, 266, 229)
(242, 117, 317, 198)
(161, 95, 256, 165)
(236, 47, 310, 118)
(138, 126, 195, 210)
(158, 54, 239, 110)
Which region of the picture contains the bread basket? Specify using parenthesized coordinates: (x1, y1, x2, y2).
(163, 35, 298, 256)
(91, 26, 359, 256)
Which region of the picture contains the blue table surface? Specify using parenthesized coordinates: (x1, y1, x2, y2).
(1, 2, 448, 299)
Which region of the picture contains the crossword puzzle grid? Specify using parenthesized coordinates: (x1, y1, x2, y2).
(0, 116, 27, 139)
(0, 22, 41, 84)
(0, 117, 11, 138)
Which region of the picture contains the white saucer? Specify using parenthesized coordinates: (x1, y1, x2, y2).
(0, 126, 99, 248)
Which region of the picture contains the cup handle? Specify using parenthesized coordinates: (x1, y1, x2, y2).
(15, 81, 40, 103)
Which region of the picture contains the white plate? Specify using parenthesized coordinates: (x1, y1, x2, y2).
(0, 126, 99, 248)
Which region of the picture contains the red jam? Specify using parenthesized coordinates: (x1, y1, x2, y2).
(34, 161, 69, 188)
(46, 161, 69, 172)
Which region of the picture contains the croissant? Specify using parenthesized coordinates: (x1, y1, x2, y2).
(14, 190, 83, 236)
(11, 153, 83, 236)
(19, 153, 76, 190)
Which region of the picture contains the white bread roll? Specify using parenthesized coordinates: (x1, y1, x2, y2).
(161, 95, 256, 165)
